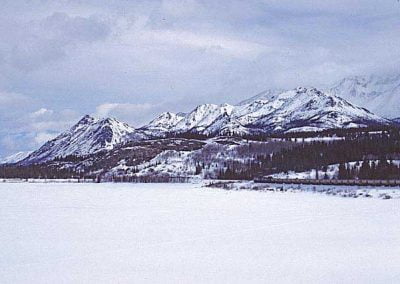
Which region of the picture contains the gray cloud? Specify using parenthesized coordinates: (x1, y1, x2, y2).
(0, 12, 111, 72)
(0, 0, 399, 156)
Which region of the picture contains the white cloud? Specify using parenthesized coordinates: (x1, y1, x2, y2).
(95, 103, 120, 117)
(34, 132, 57, 144)
(95, 103, 160, 127)
(0, 104, 81, 156)
(28, 108, 79, 132)
(0, 12, 111, 72)
(96, 103, 154, 118)
(31, 108, 54, 118)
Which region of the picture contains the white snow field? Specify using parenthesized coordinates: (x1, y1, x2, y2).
(1, 183, 400, 284)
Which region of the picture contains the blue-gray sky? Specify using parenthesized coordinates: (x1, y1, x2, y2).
(0, 0, 399, 156)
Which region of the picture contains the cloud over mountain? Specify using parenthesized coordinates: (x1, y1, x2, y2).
(0, 0, 399, 156)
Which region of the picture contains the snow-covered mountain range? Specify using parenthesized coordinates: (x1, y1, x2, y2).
(141, 87, 388, 135)
(6, 85, 396, 165)
(329, 74, 400, 118)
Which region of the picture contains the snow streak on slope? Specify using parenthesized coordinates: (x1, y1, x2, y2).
(330, 74, 400, 118)
(21, 115, 140, 164)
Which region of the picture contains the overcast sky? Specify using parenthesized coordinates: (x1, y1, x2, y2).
(0, 0, 399, 157)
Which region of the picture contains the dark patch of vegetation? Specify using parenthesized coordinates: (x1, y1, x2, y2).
(217, 127, 400, 180)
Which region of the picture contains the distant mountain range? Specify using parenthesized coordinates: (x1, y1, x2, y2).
(329, 74, 400, 119)
(13, 85, 394, 165)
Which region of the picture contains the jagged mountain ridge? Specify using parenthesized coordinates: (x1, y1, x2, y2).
(329, 74, 400, 118)
(141, 87, 388, 135)
(14, 86, 391, 165)
(20, 115, 144, 164)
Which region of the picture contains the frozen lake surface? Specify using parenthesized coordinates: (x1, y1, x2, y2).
(1, 182, 399, 283)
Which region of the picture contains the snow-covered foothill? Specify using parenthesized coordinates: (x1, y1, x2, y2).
(0, 151, 32, 164)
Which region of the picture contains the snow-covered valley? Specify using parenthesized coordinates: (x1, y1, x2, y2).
(1, 182, 400, 283)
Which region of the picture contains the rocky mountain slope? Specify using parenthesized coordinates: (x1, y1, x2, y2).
(20, 115, 144, 164)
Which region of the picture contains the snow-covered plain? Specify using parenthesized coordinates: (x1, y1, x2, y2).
(1, 182, 400, 283)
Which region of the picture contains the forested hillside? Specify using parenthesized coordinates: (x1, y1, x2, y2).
(1, 127, 399, 181)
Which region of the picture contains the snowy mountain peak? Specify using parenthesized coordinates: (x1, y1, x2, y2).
(70, 114, 98, 131)
(20, 115, 136, 164)
(80, 114, 96, 123)
(143, 112, 185, 132)
(294, 87, 327, 98)
(295, 86, 308, 93)
(236, 86, 387, 133)
(172, 103, 235, 133)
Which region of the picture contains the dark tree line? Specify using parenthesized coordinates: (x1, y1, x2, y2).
(338, 159, 400, 180)
(102, 175, 190, 183)
(0, 164, 81, 179)
(218, 128, 400, 180)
